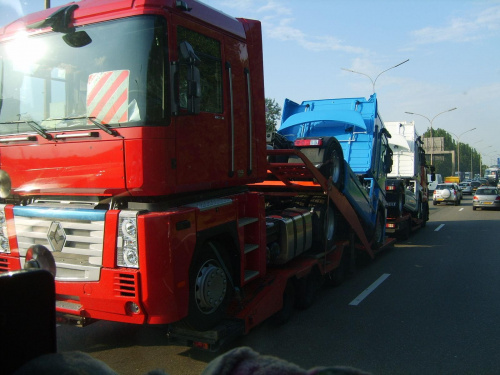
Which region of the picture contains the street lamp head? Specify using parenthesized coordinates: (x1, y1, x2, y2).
(342, 59, 409, 93)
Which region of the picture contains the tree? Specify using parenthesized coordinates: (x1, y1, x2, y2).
(423, 127, 483, 178)
(265, 98, 281, 132)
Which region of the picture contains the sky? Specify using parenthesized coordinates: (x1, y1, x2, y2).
(1, 0, 500, 165)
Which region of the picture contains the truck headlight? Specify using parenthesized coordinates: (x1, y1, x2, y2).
(0, 205, 10, 254)
(117, 211, 139, 268)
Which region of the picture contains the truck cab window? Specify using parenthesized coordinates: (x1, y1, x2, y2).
(0, 15, 168, 135)
(177, 26, 223, 113)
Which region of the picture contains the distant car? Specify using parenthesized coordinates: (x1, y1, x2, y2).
(453, 183, 463, 200)
(459, 182, 472, 195)
(433, 183, 461, 206)
(472, 187, 500, 210)
(470, 181, 481, 193)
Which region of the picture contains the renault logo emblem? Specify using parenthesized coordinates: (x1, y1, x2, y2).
(47, 221, 66, 252)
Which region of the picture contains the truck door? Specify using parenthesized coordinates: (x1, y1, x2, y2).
(171, 16, 255, 192)
(171, 19, 227, 190)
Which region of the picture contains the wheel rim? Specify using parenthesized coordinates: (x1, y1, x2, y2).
(194, 259, 227, 314)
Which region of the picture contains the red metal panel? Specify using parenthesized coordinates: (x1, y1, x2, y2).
(2, 137, 126, 195)
(123, 137, 176, 196)
(137, 209, 197, 324)
(102, 210, 120, 268)
(0, 255, 21, 273)
(55, 269, 146, 324)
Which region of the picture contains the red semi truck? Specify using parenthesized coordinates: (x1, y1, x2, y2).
(0, 0, 393, 349)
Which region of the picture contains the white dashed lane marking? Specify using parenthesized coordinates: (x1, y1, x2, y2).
(349, 273, 391, 306)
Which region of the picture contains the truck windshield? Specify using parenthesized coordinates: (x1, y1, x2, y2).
(0, 15, 167, 135)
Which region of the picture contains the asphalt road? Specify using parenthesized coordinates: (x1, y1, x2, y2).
(56, 195, 500, 375)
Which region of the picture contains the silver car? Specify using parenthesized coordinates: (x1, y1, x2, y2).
(472, 187, 500, 210)
(459, 182, 472, 195)
(433, 183, 461, 206)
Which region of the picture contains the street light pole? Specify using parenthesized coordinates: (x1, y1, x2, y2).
(481, 146, 493, 177)
(472, 140, 482, 179)
(449, 128, 476, 178)
(405, 107, 457, 165)
(341, 59, 409, 93)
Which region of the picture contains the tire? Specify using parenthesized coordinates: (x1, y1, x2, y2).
(473, 206, 477, 211)
(398, 216, 411, 240)
(184, 241, 233, 331)
(310, 198, 336, 252)
(325, 252, 348, 287)
(421, 202, 428, 227)
(295, 268, 322, 310)
(271, 281, 295, 325)
(372, 211, 385, 249)
(320, 138, 344, 191)
(454, 199, 459, 206)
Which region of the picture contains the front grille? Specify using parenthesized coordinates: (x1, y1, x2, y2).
(13, 206, 106, 282)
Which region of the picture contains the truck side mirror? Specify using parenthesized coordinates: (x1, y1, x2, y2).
(430, 173, 436, 182)
(174, 41, 201, 115)
(187, 65, 201, 114)
(384, 148, 393, 174)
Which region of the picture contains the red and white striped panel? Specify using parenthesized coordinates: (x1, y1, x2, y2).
(87, 70, 129, 124)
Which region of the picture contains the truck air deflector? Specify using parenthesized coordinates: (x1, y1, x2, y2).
(13, 206, 106, 221)
(280, 110, 367, 137)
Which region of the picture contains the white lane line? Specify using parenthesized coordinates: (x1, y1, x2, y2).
(349, 273, 390, 306)
(459, 208, 464, 211)
(435, 224, 445, 232)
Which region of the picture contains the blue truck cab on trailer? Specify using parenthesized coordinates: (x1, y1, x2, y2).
(277, 93, 393, 247)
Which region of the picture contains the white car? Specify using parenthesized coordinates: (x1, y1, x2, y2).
(433, 183, 461, 206)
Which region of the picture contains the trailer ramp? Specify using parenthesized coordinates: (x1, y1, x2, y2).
(254, 149, 376, 258)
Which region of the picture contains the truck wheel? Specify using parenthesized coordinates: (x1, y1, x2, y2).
(184, 241, 233, 331)
(320, 138, 344, 191)
(399, 216, 411, 240)
(295, 268, 322, 309)
(271, 281, 295, 325)
(421, 202, 428, 227)
(372, 211, 385, 249)
(310, 198, 337, 252)
(325, 253, 348, 287)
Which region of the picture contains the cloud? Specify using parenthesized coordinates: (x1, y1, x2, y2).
(256, 0, 291, 16)
(411, 5, 500, 44)
(0, 0, 23, 17)
(263, 17, 367, 54)
(207, 0, 366, 54)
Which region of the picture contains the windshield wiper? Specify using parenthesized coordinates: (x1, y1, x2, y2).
(47, 116, 120, 137)
(0, 120, 52, 140)
(88, 117, 120, 137)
